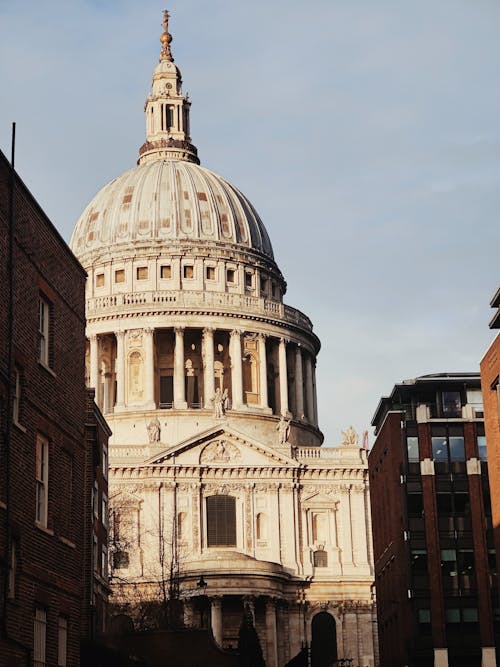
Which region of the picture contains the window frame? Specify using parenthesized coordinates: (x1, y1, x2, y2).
(206, 495, 237, 548)
(34, 607, 47, 667)
(35, 434, 49, 528)
(39, 295, 51, 367)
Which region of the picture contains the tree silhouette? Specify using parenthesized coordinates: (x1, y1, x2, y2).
(237, 604, 266, 667)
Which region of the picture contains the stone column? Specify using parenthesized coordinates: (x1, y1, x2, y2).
(210, 596, 223, 647)
(258, 334, 269, 409)
(312, 360, 318, 426)
(174, 327, 187, 409)
(305, 354, 314, 424)
(278, 338, 290, 417)
(144, 327, 155, 408)
(89, 334, 99, 392)
(115, 330, 125, 409)
(294, 346, 304, 420)
(203, 328, 215, 409)
(230, 329, 243, 409)
(265, 598, 278, 667)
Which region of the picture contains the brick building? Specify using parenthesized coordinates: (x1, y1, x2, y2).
(369, 373, 497, 667)
(0, 147, 109, 665)
(481, 289, 500, 622)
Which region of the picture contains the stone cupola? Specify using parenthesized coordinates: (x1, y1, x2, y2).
(138, 10, 199, 165)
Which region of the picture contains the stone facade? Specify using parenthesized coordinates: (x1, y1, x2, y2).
(70, 12, 378, 666)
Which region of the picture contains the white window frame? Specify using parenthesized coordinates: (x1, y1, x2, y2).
(57, 616, 68, 667)
(35, 435, 49, 527)
(39, 296, 50, 366)
(102, 446, 108, 480)
(34, 608, 47, 667)
(93, 481, 99, 518)
(101, 545, 108, 579)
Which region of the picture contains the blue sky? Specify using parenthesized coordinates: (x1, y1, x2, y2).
(1, 1, 499, 445)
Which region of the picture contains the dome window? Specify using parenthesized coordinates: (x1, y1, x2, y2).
(313, 549, 328, 568)
(96, 273, 105, 288)
(245, 272, 253, 289)
(183, 265, 194, 279)
(136, 267, 148, 280)
(226, 269, 236, 284)
(160, 265, 172, 279)
(206, 266, 216, 281)
(114, 269, 125, 284)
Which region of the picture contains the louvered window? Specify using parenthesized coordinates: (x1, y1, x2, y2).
(207, 495, 236, 547)
(34, 608, 46, 667)
(313, 550, 328, 568)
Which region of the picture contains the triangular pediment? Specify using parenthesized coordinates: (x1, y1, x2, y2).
(145, 425, 299, 468)
(301, 490, 339, 506)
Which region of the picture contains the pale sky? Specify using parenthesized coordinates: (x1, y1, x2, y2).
(1, 1, 499, 446)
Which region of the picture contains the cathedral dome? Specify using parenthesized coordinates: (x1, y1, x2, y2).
(70, 159, 274, 260)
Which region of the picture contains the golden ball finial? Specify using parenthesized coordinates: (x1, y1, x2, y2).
(160, 9, 174, 61)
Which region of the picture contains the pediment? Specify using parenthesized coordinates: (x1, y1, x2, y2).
(110, 487, 143, 508)
(145, 425, 299, 468)
(301, 490, 339, 507)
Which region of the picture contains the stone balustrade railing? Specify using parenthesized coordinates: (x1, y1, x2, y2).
(86, 289, 313, 332)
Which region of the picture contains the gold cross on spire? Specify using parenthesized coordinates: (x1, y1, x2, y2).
(160, 9, 174, 61)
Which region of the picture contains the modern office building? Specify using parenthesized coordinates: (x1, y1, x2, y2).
(370, 373, 496, 667)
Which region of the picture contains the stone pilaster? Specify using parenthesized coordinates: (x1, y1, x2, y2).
(115, 330, 126, 408)
(144, 327, 156, 408)
(89, 334, 99, 393)
(305, 353, 314, 424)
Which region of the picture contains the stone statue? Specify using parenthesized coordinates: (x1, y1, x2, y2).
(213, 387, 224, 418)
(276, 416, 291, 445)
(147, 417, 161, 444)
(222, 388, 229, 413)
(341, 425, 359, 448)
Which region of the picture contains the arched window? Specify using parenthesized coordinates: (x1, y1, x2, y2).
(256, 512, 267, 542)
(206, 495, 236, 547)
(313, 550, 328, 568)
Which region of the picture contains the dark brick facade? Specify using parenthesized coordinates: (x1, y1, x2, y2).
(370, 374, 497, 667)
(0, 148, 109, 665)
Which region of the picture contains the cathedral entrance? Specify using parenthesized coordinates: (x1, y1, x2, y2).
(311, 611, 337, 667)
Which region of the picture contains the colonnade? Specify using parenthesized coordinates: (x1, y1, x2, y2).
(88, 326, 318, 425)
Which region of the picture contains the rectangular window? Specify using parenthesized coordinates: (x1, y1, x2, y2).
(406, 436, 419, 462)
(93, 533, 98, 572)
(39, 296, 50, 366)
(57, 616, 68, 667)
(207, 495, 236, 547)
(114, 269, 125, 283)
(101, 545, 108, 578)
(478, 435, 488, 461)
(136, 266, 148, 280)
(102, 446, 108, 480)
(227, 269, 235, 284)
(13, 367, 21, 424)
(441, 549, 458, 577)
(102, 494, 108, 528)
(183, 265, 194, 279)
(245, 272, 253, 288)
(34, 608, 47, 667)
(445, 608, 460, 623)
(449, 436, 465, 461)
(93, 481, 99, 518)
(442, 391, 462, 417)
(35, 435, 49, 527)
(206, 266, 216, 281)
(160, 265, 172, 279)
(95, 273, 105, 287)
(432, 436, 448, 461)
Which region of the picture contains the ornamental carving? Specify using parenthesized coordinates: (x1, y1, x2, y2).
(200, 439, 241, 464)
(128, 329, 143, 346)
